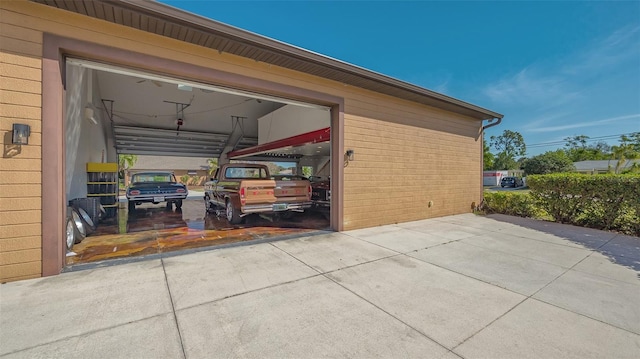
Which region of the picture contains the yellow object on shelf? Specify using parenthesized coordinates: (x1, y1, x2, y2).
(87, 162, 118, 173)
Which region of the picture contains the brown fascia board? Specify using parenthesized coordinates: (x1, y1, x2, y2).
(102, 1, 503, 120)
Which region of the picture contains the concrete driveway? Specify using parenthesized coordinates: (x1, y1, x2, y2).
(1, 214, 639, 358)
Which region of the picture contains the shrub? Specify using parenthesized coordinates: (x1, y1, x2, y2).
(527, 173, 591, 223)
(528, 173, 640, 235)
(482, 192, 539, 218)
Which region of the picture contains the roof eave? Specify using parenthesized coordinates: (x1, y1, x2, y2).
(34, 0, 503, 120)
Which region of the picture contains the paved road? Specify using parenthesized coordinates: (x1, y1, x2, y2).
(1, 214, 638, 358)
(484, 185, 529, 192)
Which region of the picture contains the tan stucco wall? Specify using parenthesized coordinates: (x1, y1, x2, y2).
(0, 1, 482, 281)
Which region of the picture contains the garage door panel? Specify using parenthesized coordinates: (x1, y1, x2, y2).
(113, 125, 257, 157)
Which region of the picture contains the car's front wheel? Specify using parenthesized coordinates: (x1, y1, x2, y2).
(128, 201, 135, 212)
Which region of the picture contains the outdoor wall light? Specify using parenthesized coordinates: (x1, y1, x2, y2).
(346, 149, 355, 161)
(12, 123, 30, 145)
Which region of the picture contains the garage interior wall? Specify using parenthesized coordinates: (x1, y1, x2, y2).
(258, 105, 330, 144)
(65, 66, 111, 200)
(0, 0, 483, 281)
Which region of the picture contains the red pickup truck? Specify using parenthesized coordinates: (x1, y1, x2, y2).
(204, 164, 312, 224)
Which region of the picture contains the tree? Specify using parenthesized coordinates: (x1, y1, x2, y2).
(483, 138, 494, 170)
(493, 152, 518, 171)
(207, 158, 218, 175)
(563, 135, 610, 162)
(590, 141, 612, 158)
(489, 130, 526, 170)
(521, 150, 575, 175)
(118, 154, 138, 180)
(610, 132, 640, 174)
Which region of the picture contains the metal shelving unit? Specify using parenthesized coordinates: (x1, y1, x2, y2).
(86, 162, 118, 217)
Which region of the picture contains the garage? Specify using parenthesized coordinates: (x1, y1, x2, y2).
(63, 59, 334, 266)
(0, 0, 502, 281)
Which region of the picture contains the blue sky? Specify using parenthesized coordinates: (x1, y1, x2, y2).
(161, 1, 640, 156)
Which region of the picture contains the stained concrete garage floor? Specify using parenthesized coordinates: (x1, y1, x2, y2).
(2, 214, 639, 358)
(66, 199, 329, 266)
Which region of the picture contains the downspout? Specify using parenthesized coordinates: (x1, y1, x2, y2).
(482, 117, 502, 132)
(479, 117, 503, 210)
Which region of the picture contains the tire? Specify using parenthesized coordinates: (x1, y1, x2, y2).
(128, 201, 135, 212)
(175, 200, 183, 210)
(77, 207, 95, 233)
(65, 216, 76, 251)
(226, 200, 242, 224)
(70, 209, 86, 244)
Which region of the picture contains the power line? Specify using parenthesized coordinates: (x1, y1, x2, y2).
(526, 132, 637, 149)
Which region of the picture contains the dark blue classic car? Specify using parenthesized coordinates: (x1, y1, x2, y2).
(126, 172, 188, 211)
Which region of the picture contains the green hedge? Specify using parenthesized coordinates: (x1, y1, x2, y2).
(527, 173, 640, 235)
(482, 192, 541, 218)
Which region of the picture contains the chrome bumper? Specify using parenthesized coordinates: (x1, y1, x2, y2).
(127, 194, 188, 202)
(241, 202, 312, 215)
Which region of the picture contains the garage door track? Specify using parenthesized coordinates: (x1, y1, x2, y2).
(1, 214, 639, 358)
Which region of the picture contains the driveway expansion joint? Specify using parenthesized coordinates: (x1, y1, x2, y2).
(173, 272, 325, 313)
(160, 257, 188, 359)
(0, 312, 175, 357)
(319, 263, 455, 354)
(267, 242, 457, 351)
(452, 237, 640, 349)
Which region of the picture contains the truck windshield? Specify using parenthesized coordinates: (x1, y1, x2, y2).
(225, 167, 267, 179)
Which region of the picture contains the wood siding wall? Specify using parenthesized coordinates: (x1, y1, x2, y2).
(0, 1, 483, 280)
(0, 9, 44, 281)
(343, 106, 481, 229)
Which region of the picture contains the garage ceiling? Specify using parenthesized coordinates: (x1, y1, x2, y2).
(93, 67, 281, 157)
(70, 60, 328, 158)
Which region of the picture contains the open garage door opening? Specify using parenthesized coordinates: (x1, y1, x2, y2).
(63, 59, 333, 267)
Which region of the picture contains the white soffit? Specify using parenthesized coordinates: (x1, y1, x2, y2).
(66, 58, 330, 111)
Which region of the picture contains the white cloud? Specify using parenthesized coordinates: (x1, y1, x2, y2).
(483, 68, 580, 106)
(482, 25, 639, 108)
(527, 113, 640, 133)
(563, 25, 640, 75)
(523, 111, 574, 130)
(433, 79, 450, 95)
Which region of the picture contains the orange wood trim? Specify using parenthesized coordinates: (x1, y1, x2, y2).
(42, 33, 65, 276)
(331, 103, 344, 231)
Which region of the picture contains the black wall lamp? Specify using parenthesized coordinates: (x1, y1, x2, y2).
(12, 124, 30, 145)
(344, 149, 355, 167)
(346, 149, 354, 161)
